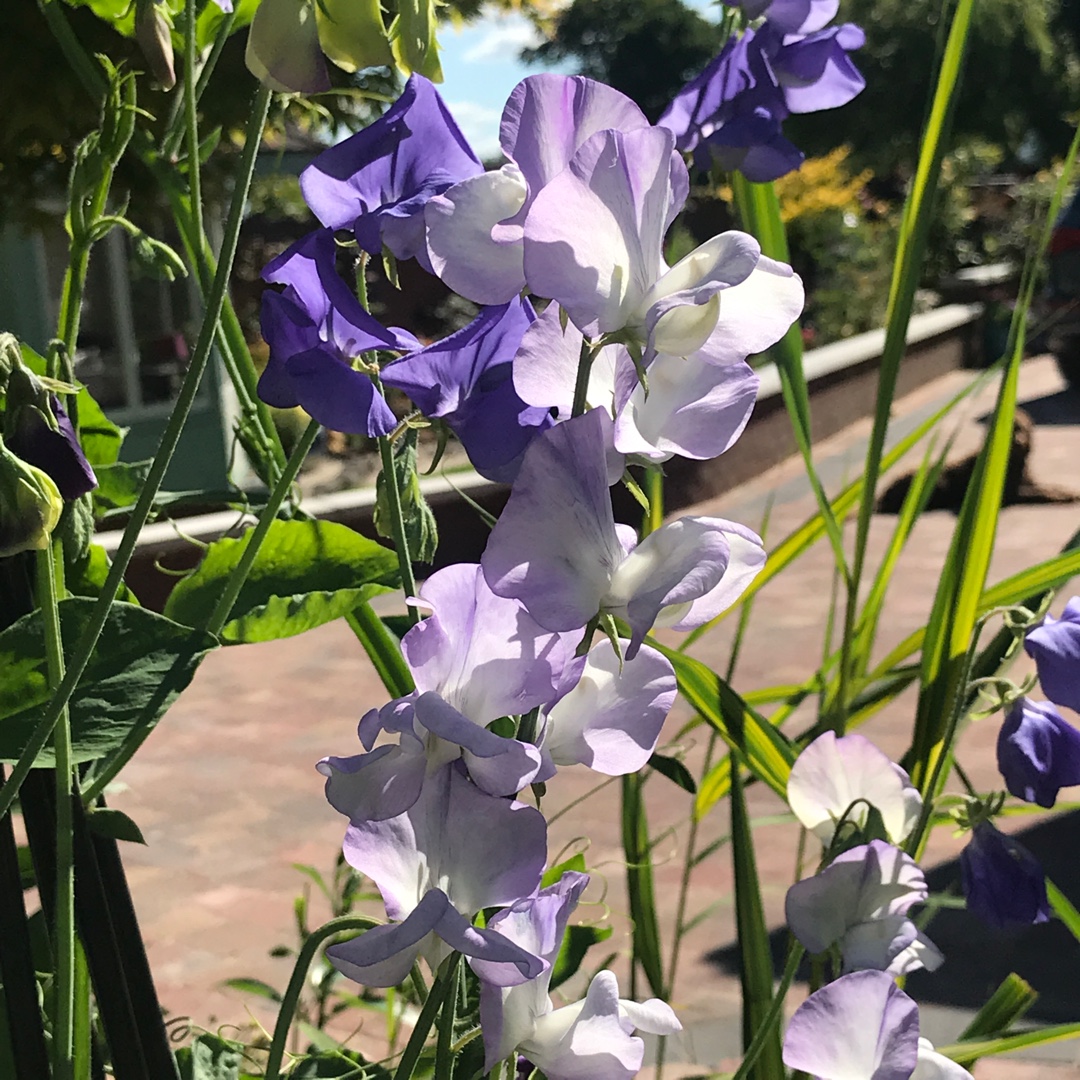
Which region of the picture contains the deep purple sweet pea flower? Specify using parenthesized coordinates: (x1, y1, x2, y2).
(741, 0, 839, 34)
(782, 971, 920, 1080)
(1025, 598, 1080, 713)
(659, 30, 805, 183)
(998, 697, 1080, 808)
(761, 22, 866, 114)
(382, 298, 554, 483)
(300, 75, 482, 267)
(258, 229, 419, 434)
(960, 820, 1050, 929)
(8, 398, 96, 500)
(326, 763, 547, 987)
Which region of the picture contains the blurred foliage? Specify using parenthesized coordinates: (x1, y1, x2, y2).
(792, 0, 1080, 174)
(775, 146, 873, 223)
(521, 0, 725, 122)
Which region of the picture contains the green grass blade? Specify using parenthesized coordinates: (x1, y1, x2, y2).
(936, 1023, 1080, 1066)
(679, 363, 995, 652)
(344, 601, 415, 699)
(730, 762, 785, 1080)
(731, 175, 848, 581)
(621, 773, 665, 998)
(958, 973, 1037, 1043)
(651, 642, 794, 802)
(1047, 880, 1080, 944)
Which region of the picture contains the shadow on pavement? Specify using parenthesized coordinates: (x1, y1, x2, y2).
(705, 811, 1080, 1022)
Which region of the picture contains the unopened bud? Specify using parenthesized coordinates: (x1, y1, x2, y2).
(0, 436, 63, 558)
(135, 0, 176, 91)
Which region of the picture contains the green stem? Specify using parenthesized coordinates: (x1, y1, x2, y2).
(182, 0, 203, 259)
(433, 954, 462, 1080)
(392, 955, 459, 1080)
(263, 915, 378, 1080)
(203, 418, 320, 635)
(570, 338, 596, 419)
(376, 427, 420, 621)
(36, 545, 74, 1080)
(0, 84, 273, 825)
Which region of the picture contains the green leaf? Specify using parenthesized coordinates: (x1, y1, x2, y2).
(622, 773, 664, 997)
(549, 924, 614, 992)
(74, 385, 124, 467)
(0, 599, 216, 765)
(221, 977, 282, 1004)
(648, 752, 697, 794)
(177, 1033, 243, 1080)
(289, 1048, 392, 1079)
(540, 853, 587, 890)
(651, 641, 794, 802)
(66, 543, 140, 604)
(91, 459, 152, 513)
(958, 973, 1037, 1048)
(164, 519, 399, 644)
(936, 1022, 1080, 1067)
(344, 601, 414, 699)
(86, 807, 145, 845)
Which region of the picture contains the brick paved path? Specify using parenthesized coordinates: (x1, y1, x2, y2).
(109, 355, 1080, 1076)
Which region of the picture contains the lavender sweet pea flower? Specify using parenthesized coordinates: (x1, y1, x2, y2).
(540, 639, 676, 775)
(960, 820, 1050, 929)
(787, 732, 922, 848)
(326, 763, 546, 986)
(258, 229, 419, 434)
(382, 298, 553, 482)
(911, 1039, 974, 1080)
(320, 563, 573, 817)
(1025, 598, 1080, 713)
(474, 877, 680, 1080)
(426, 74, 650, 305)
(782, 970, 920, 1080)
(785, 840, 943, 975)
(481, 409, 766, 656)
(300, 75, 482, 267)
(997, 696, 1080, 808)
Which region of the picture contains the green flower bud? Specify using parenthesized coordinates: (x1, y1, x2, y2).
(0, 435, 63, 558)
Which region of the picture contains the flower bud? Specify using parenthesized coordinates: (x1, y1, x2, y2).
(0, 436, 63, 558)
(135, 0, 176, 91)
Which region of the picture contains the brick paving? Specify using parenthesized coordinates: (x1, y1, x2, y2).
(107, 354, 1080, 1075)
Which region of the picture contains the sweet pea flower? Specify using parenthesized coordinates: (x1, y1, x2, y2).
(258, 229, 419, 434)
(540, 638, 677, 775)
(762, 22, 867, 115)
(319, 563, 573, 819)
(782, 970, 920, 1080)
(739, 0, 839, 34)
(326, 763, 547, 987)
(785, 840, 943, 975)
(425, 74, 650, 305)
(6, 395, 96, 501)
(481, 409, 766, 657)
(300, 75, 482, 268)
(997, 697, 1080, 808)
(787, 732, 922, 848)
(1024, 598, 1080, 713)
(381, 298, 553, 482)
(911, 1040, 974, 1080)
(960, 820, 1050, 929)
(474, 873, 681, 1080)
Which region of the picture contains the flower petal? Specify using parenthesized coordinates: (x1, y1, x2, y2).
(997, 696, 1080, 808)
(318, 739, 426, 823)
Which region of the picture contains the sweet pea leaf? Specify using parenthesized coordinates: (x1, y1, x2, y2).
(0, 599, 216, 766)
(373, 428, 437, 565)
(164, 519, 399, 644)
(648, 752, 697, 794)
(176, 1033, 243, 1080)
(86, 807, 146, 845)
(540, 853, 587, 890)
(75, 385, 125, 467)
(92, 459, 152, 513)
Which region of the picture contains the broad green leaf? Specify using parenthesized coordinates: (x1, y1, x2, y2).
(730, 763, 784, 1080)
(652, 641, 794, 801)
(221, 977, 282, 1004)
(390, 0, 442, 80)
(541, 853, 587, 890)
(75, 386, 124, 467)
(177, 1033, 243, 1080)
(648, 752, 697, 794)
(92, 459, 152, 513)
(66, 543, 140, 604)
(0, 599, 216, 766)
(86, 807, 146, 845)
(165, 519, 398, 644)
(549, 924, 614, 992)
